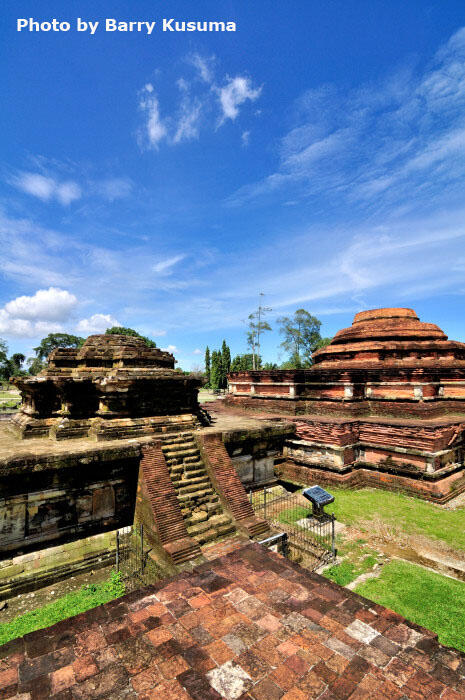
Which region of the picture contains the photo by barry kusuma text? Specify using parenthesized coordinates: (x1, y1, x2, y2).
(16, 17, 237, 34)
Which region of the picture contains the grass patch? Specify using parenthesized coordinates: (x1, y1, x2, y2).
(323, 537, 382, 586)
(328, 488, 465, 551)
(355, 560, 465, 652)
(278, 505, 312, 525)
(0, 571, 125, 646)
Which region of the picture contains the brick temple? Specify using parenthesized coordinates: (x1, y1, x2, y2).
(11, 334, 201, 441)
(226, 308, 465, 502)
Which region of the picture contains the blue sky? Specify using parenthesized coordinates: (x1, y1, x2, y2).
(2, 1, 465, 369)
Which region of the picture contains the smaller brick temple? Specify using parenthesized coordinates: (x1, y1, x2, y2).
(226, 308, 465, 502)
(11, 334, 201, 441)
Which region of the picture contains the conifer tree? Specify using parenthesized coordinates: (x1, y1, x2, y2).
(221, 340, 231, 389)
(205, 346, 211, 386)
(210, 350, 221, 391)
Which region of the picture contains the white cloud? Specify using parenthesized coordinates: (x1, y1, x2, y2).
(152, 255, 185, 274)
(13, 172, 81, 205)
(174, 96, 202, 143)
(94, 178, 133, 201)
(151, 329, 167, 337)
(217, 77, 262, 123)
(4, 288, 77, 321)
(0, 287, 78, 338)
(189, 53, 215, 83)
(241, 130, 250, 146)
(193, 348, 202, 355)
(139, 85, 167, 149)
(162, 344, 178, 354)
(76, 313, 120, 335)
(137, 57, 262, 149)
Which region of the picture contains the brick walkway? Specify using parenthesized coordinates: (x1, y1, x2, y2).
(1, 543, 464, 699)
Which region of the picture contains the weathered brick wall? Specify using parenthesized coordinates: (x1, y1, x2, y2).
(279, 460, 465, 503)
(0, 447, 139, 557)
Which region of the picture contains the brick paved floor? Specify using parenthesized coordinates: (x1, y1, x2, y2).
(1, 542, 464, 699)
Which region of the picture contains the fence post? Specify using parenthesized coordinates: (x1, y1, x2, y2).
(115, 530, 119, 572)
(331, 514, 336, 559)
(249, 489, 253, 506)
(264, 488, 267, 520)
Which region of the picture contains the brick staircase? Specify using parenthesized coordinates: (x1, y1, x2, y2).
(160, 432, 236, 546)
(197, 433, 270, 539)
(139, 443, 201, 565)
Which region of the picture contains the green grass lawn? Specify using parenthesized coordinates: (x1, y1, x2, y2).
(355, 559, 465, 652)
(327, 487, 465, 551)
(0, 571, 125, 646)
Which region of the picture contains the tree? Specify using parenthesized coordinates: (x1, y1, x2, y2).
(27, 357, 45, 376)
(262, 362, 278, 370)
(277, 309, 322, 367)
(33, 333, 85, 362)
(205, 346, 211, 386)
(230, 353, 261, 372)
(313, 337, 333, 352)
(210, 350, 222, 391)
(246, 296, 272, 370)
(221, 340, 231, 389)
(105, 326, 156, 348)
(9, 353, 27, 377)
(0, 338, 10, 382)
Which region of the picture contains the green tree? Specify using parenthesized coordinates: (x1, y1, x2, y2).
(204, 346, 211, 386)
(105, 326, 157, 348)
(221, 340, 231, 389)
(0, 339, 10, 382)
(210, 350, 222, 391)
(27, 357, 46, 376)
(262, 362, 278, 370)
(230, 353, 261, 372)
(313, 337, 333, 352)
(9, 353, 27, 377)
(33, 333, 85, 362)
(277, 309, 322, 367)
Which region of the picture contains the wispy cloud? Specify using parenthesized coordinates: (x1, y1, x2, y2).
(152, 255, 185, 274)
(226, 27, 465, 211)
(137, 55, 262, 149)
(13, 172, 81, 205)
(217, 77, 262, 123)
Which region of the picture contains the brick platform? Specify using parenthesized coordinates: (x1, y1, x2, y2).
(1, 543, 464, 699)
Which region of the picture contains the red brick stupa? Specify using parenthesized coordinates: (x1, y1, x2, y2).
(226, 308, 465, 502)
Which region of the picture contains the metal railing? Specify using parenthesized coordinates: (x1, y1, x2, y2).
(250, 487, 336, 569)
(115, 525, 162, 591)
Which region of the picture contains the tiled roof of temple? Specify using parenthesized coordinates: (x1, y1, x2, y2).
(312, 307, 465, 367)
(1, 543, 464, 699)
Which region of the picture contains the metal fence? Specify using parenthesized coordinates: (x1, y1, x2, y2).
(115, 525, 163, 591)
(251, 487, 336, 570)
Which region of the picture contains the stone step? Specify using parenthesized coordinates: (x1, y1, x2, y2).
(163, 448, 199, 460)
(177, 488, 215, 502)
(175, 468, 206, 479)
(183, 454, 202, 464)
(175, 478, 211, 494)
(162, 442, 196, 454)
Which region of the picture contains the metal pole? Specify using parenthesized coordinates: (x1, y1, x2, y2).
(264, 487, 267, 520)
(331, 514, 335, 559)
(116, 531, 119, 572)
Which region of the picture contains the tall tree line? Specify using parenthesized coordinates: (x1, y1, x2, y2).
(205, 340, 231, 391)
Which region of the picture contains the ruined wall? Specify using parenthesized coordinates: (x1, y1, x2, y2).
(0, 445, 140, 557)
